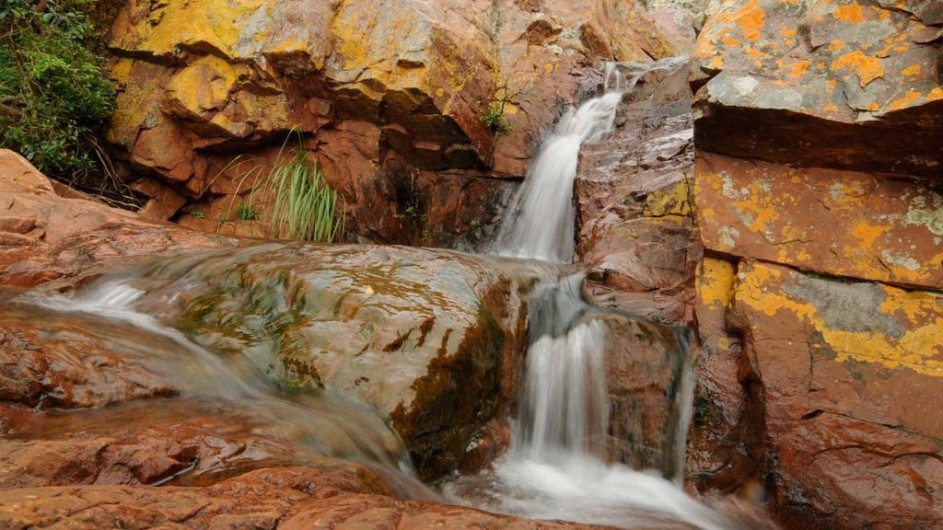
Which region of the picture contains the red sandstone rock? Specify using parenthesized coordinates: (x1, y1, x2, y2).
(575, 60, 699, 327)
(691, 0, 943, 178)
(728, 261, 943, 528)
(104, 0, 691, 244)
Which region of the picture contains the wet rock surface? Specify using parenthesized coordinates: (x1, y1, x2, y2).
(692, 0, 943, 178)
(575, 59, 700, 327)
(689, 0, 943, 527)
(0, 157, 622, 529)
(0, 149, 234, 288)
(131, 244, 558, 480)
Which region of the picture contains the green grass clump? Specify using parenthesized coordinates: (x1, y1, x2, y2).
(0, 0, 115, 181)
(267, 148, 343, 242)
(236, 202, 258, 220)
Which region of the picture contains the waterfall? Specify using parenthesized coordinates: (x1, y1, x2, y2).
(493, 58, 685, 263)
(492, 91, 623, 263)
(447, 59, 734, 528)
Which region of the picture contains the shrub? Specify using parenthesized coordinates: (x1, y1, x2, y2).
(0, 0, 115, 182)
(482, 102, 511, 133)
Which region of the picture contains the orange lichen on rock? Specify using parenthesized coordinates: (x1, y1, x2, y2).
(736, 262, 943, 377)
(833, 3, 864, 23)
(735, 0, 765, 42)
(833, 50, 884, 87)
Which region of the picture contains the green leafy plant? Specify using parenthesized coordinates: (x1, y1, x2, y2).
(191, 209, 206, 219)
(236, 202, 258, 221)
(482, 102, 511, 133)
(0, 0, 116, 184)
(267, 147, 343, 242)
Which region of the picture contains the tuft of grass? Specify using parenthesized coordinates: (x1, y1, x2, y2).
(267, 148, 343, 242)
(236, 202, 258, 220)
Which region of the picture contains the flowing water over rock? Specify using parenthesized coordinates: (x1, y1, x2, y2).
(2, 279, 420, 486)
(494, 58, 691, 264)
(447, 59, 739, 529)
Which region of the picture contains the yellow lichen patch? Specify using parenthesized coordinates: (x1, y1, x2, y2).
(901, 64, 922, 77)
(887, 90, 923, 112)
(166, 55, 240, 115)
(698, 258, 736, 307)
(851, 220, 890, 251)
(789, 60, 810, 79)
(738, 263, 943, 377)
(833, 50, 884, 87)
(780, 28, 797, 38)
(118, 0, 269, 58)
(833, 3, 864, 23)
(734, 0, 765, 42)
(644, 180, 691, 217)
(109, 59, 134, 86)
(828, 39, 846, 52)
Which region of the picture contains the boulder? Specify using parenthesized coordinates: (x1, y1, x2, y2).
(127, 244, 558, 480)
(691, 0, 943, 178)
(729, 261, 943, 528)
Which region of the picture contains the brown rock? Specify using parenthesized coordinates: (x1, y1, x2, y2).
(0, 149, 234, 288)
(686, 258, 761, 495)
(600, 315, 690, 478)
(576, 59, 699, 326)
(126, 244, 557, 480)
(105, 0, 691, 245)
(0, 464, 393, 530)
(729, 260, 943, 528)
(696, 152, 943, 290)
(692, 0, 943, 178)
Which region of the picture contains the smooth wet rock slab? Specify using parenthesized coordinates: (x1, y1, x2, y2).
(127, 244, 559, 480)
(696, 152, 943, 290)
(575, 58, 699, 326)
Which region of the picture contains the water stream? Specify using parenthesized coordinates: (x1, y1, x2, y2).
(445, 58, 734, 528)
(5, 279, 432, 496)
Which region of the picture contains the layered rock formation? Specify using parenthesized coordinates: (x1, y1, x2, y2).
(0, 154, 631, 528)
(687, 1, 943, 528)
(105, 0, 689, 246)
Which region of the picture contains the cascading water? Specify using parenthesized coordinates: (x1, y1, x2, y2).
(493, 58, 681, 263)
(448, 59, 737, 528)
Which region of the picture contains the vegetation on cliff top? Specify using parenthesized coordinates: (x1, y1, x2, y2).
(0, 0, 115, 189)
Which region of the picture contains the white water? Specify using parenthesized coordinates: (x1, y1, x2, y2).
(453, 59, 737, 528)
(493, 59, 686, 263)
(493, 90, 623, 262)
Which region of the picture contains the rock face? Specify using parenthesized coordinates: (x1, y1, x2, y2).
(692, 0, 942, 178)
(0, 149, 234, 288)
(105, 0, 690, 244)
(688, 1, 943, 528)
(575, 59, 699, 327)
